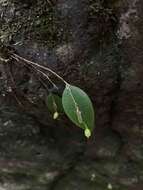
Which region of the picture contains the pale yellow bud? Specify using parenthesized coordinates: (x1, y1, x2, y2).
(84, 128, 91, 138)
(53, 112, 59, 119)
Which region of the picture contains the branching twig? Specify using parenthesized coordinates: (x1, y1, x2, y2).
(11, 53, 68, 85)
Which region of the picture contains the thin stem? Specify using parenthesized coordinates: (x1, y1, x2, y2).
(37, 69, 58, 89)
(26, 61, 58, 89)
(11, 53, 68, 85)
(46, 0, 53, 6)
(24, 63, 50, 91)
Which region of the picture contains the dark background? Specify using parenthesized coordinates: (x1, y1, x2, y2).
(0, 0, 143, 189)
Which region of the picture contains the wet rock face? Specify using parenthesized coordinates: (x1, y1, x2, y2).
(0, 0, 143, 189)
(112, 0, 143, 140)
(0, 106, 86, 190)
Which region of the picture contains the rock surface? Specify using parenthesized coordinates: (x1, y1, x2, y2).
(0, 0, 143, 189)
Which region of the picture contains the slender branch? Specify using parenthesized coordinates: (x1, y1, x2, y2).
(46, 0, 53, 6)
(21, 62, 50, 91)
(25, 60, 58, 89)
(34, 68, 58, 89)
(11, 53, 68, 85)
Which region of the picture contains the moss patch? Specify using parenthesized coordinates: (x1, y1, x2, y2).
(0, 0, 68, 48)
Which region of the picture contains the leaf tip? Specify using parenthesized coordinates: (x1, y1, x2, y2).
(53, 112, 59, 119)
(84, 128, 91, 138)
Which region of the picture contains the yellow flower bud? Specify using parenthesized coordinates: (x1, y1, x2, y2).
(53, 112, 59, 119)
(84, 128, 91, 138)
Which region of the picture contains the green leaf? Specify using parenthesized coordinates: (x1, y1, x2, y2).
(45, 93, 64, 114)
(62, 84, 95, 134)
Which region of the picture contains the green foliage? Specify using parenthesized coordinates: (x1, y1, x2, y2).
(45, 93, 63, 119)
(62, 84, 95, 138)
(45, 84, 95, 138)
(1, 49, 95, 138)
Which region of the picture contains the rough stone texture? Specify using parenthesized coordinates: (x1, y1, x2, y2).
(0, 0, 143, 189)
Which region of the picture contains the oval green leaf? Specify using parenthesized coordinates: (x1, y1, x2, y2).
(62, 84, 95, 131)
(45, 93, 64, 114)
